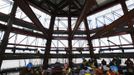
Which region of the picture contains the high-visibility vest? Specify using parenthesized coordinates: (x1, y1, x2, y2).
(85, 73, 91, 75)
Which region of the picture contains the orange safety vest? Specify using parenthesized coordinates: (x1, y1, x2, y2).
(107, 71, 120, 75)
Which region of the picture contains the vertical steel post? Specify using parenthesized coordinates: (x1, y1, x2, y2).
(84, 18, 95, 59)
(43, 16, 55, 69)
(120, 0, 134, 46)
(68, 15, 73, 68)
(67, 0, 73, 68)
(0, 2, 17, 69)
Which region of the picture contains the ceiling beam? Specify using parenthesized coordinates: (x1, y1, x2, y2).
(57, 0, 68, 10)
(74, 0, 82, 8)
(40, 0, 56, 12)
(55, 0, 124, 17)
(91, 9, 134, 39)
(14, 0, 49, 37)
(87, 0, 124, 16)
(71, 0, 97, 38)
(28, 1, 51, 15)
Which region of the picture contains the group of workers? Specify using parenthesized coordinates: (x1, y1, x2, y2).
(19, 62, 71, 75)
(77, 57, 134, 75)
(19, 57, 134, 75)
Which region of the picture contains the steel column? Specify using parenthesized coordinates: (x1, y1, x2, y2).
(84, 18, 95, 58)
(120, 0, 128, 14)
(43, 16, 55, 69)
(0, 2, 17, 68)
(68, 17, 73, 68)
(120, 0, 134, 46)
(68, 15, 73, 68)
(67, 0, 73, 68)
(71, 0, 97, 37)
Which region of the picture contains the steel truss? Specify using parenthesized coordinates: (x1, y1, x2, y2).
(0, 0, 134, 71)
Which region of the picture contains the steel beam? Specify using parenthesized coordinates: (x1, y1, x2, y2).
(87, 0, 125, 16)
(91, 9, 134, 39)
(1, 12, 132, 36)
(0, 12, 41, 31)
(1, 53, 134, 60)
(0, 2, 17, 69)
(0, 23, 133, 40)
(43, 16, 55, 69)
(0, 23, 133, 41)
(100, 47, 134, 52)
(0, 24, 86, 40)
(84, 18, 95, 58)
(5, 43, 133, 53)
(8, 43, 45, 48)
(71, 0, 97, 38)
(0, 23, 46, 39)
(0, 12, 84, 35)
(7, 43, 133, 50)
(28, 0, 51, 15)
(6, 47, 37, 51)
(14, 0, 49, 37)
(55, 0, 124, 17)
(40, 0, 56, 11)
(120, 0, 128, 14)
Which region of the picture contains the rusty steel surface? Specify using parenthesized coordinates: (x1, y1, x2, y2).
(0, 0, 134, 70)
